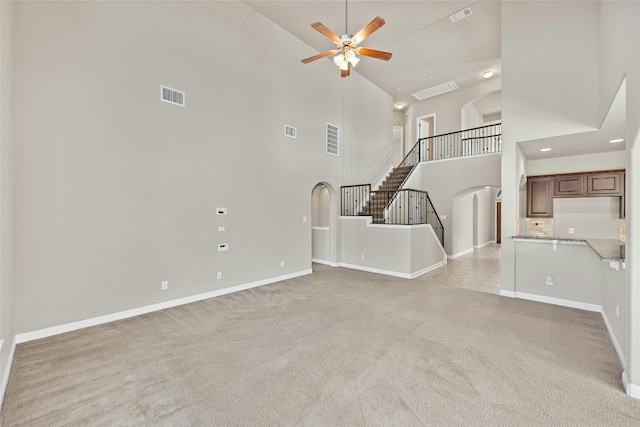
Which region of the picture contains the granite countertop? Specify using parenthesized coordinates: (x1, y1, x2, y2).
(512, 235, 625, 262)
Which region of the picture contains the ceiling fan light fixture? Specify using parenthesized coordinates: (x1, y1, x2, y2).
(348, 55, 360, 67)
(333, 54, 345, 67)
(339, 60, 350, 71)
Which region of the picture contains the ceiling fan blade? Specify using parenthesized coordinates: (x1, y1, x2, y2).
(352, 16, 386, 44)
(341, 63, 351, 78)
(357, 47, 393, 61)
(301, 50, 338, 64)
(311, 22, 342, 43)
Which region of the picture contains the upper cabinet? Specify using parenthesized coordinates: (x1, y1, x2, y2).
(527, 170, 625, 218)
(554, 175, 586, 197)
(527, 177, 554, 217)
(586, 172, 623, 196)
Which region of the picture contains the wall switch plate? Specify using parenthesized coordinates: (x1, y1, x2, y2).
(218, 226, 225, 232)
(218, 243, 229, 252)
(303, 216, 307, 222)
(569, 227, 575, 234)
(441, 215, 447, 220)
(617, 305, 620, 317)
(280, 261, 285, 267)
(361, 254, 365, 260)
(217, 272, 222, 280)
(162, 281, 168, 290)
(545, 275, 554, 286)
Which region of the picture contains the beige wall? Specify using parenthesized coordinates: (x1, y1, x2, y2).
(404, 154, 501, 255)
(340, 218, 445, 277)
(0, 0, 14, 399)
(12, 1, 393, 334)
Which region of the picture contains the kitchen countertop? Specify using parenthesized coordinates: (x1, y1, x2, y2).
(512, 235, 625, 262)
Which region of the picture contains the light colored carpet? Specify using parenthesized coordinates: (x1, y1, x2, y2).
(2, 264, 640, 426)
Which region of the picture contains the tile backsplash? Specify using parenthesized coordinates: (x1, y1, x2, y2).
(525, 218, 554, 237)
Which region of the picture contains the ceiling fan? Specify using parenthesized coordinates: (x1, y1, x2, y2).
(301, 1, 392, 78)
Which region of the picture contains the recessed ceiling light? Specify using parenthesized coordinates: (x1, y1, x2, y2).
(482, 70, 494, 79)
(484, 186, 491, 189)
(394, 103, 404, 110)
(609, 138, 624, 143)
(540, 148, 552, 152)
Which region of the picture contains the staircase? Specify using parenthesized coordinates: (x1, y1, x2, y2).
(360, 165, 413, 223)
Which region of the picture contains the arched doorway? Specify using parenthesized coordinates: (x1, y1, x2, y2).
(311, 183, 337, 267)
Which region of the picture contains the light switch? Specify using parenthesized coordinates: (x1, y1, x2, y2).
(569, 227, 575, 234)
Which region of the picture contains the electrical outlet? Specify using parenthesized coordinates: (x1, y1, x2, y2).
(218, 226, 225, 232)
(161, 281, 168, 290)
(545, 275, 553, 286)
(217, 272, 222, 280)
(361, 254, 365, 260)
(280, 261, 285, 267)
(218, 243, 229, 252)
(569, 227, 575, 234)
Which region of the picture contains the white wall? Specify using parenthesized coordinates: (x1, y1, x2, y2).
(526, 151, 626, 176)
(12, 1, 393, 334)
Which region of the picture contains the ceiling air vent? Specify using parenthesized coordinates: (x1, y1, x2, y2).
(160, 85, 185, 107)
(450, 7, 472, 23)
(326, 123, 339, 156)
(284, 125, 297, 139)
(411, 81, 459, 101)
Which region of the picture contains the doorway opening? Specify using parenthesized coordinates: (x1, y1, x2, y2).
(311, 182, 337, 268)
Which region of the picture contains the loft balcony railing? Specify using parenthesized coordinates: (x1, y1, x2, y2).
(399, 123, 501, 171)
(340, 185, 444, 246)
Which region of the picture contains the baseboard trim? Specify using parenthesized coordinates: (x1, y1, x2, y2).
(338, 262, 412, 279)
(0, 337, 17, 413)
(15, 269, 313, 344)
(622, 372, 640, 399)
(510, 291, 601, 313)
(602, 308, 626, 370)
(474, 241, 492, 249)
(499, 290, 516, 298)
(449, 248, 473, 259)
(410, 260, 447, 279)
(311, 258, 338, 267)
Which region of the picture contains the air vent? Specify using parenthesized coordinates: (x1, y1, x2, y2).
(284, 125, 297, 139)
(326, 123, 339, 156)
(450, 7, 472, 23)
(160, 85, 185, 107)
(411, 81, 458, 101)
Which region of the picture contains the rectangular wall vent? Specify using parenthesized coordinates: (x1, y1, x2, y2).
(411, 81, 458, 101)
(284, 125, 297, 138)
(450, 7, 472, 23)
(326, 123, 339, 156)
(161, 85, 185, 107)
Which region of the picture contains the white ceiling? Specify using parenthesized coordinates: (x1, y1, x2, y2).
(245, 0, 626, 161)
(245, 0, 502, 111)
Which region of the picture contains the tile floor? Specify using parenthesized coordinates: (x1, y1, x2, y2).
(415, 243, 501, 294)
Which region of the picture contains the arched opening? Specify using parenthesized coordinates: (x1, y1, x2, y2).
(461, 90, 502, 130)
(311, 182, 337, 268)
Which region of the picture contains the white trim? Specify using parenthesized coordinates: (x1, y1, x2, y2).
(338, 262, 412, 279)
(499, 290, 517, 298)
(449, 247, 474, 259)
(474, 241, 492, 249)
(15, 270, 312, 344)
(311, 226, 330, 231)
(623, 372, 640, 399)
(602, 308, 626, 370)
(373, 164, 395, 191)
(410, 260, 447, 278)
(0, 337, 17, 413)
(312, 258, 338, 267)
(509, 291, 601, 313)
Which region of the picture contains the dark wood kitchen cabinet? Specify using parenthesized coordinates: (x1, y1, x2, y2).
(586, 172, 623, 196)
(527, 177, 553, 217)
(554, 175, 586, 197)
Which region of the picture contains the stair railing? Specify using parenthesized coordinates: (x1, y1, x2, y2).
(340, 184, 371, 216)
(398, 123, 502, 188)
